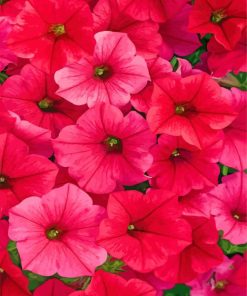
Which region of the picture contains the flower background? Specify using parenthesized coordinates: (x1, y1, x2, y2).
(0, 0, 246, 295)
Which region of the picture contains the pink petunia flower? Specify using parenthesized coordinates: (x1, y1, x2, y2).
(0, 64, 87, 137)
(0, 250, 31, 296)
(190, 254, 247, 296)
(69, 270, 157, 296)
(8, 183, 107, 277)
(0, 132, 58, 215)
(189, 0, 246, 51)
(97, 189, 192, 273)
(207, 31, 247, 77)
(206, 172, 247, 245)
(93, 0, 162, 59)
(155, 216, 223, 283)
(220, 88, 247, 170)
(7, 0, 95, 74)
(148, 134, 222, 196)
(0, 17, 17, 72)
(159, 5, 201, 60)
(147, 73, 237, 149)
(53, 103, 155, 194)
(55, 31, 150, 107)
(33, 279, 74, 296)
(116, 0, 187, 23)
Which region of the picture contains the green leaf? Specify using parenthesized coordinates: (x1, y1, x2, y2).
(218, 237, 247, 255)
(124, 181, 150, 193)
(170, 56, 179, 71)
(24, 270, 50, 291)
(7, 240, 21, 267)
(97, 256, 125, 274)
(0, 72, 8, 84)
(164, 284, 191, 296)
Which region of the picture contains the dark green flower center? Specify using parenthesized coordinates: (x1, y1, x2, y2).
(46, 227, 63, 240)
(49, 24, 66, 36)
(175, 105, 185, 115)
(0, 0, 9, 5)
(171, 149, 180, 157)
(94, 65, 112, 80)
(211, 10, 227, 24)
(38, 98, 54, 112)
(0, 175, 10, 189)
(128, 224, 135, 231)
(104, 136, 122, 153)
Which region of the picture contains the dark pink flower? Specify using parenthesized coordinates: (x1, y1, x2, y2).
(0, 17, 17, 72)
(0, 132, 58, 214)
(207, 31, 247, 77)
(148, 134, 222, 196)
(190, 254, 247, 296)
(7, 0, 95, 73)
(117, 0, 187, 22)
(33, 279, 74, 296)
(97, 189, 192, 273)
(147, 74, 237, 149)
(55, 31, 150, 107)
(1, 64, 87, 137)
(69, 270, 157, 296)
(8, 183, 107, 277)
(159, 5, 201, 60)
(53, 103, 155, 194)
(220, 88, 247, 170)
(93, 0, 162, 59)
(155, 216, 223, 283)
(0, 220, 8, 251)
(207, 173, 247, 245)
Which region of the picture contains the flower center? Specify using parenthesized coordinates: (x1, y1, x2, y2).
(104, 136, 122, 153)
(128, 224, 135, 231)
(215, 280, 228, 290)
(0, 175, 10, 189)
(94, 65, 112, 80)
(175, 105, 185, 115)
(232, 211, 247, 222)
(211, 10, 227, 24)
(0, 0, 9, 4)
(171, 149, 180, 157)
(49, 24, 66, 37)
(0, 268, 4, 273)
(46, 227, 63, 240)
(38, 98, 54, 112)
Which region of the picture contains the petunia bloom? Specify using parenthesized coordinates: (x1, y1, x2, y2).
(206, 173, 247, 245)
(55, 31, 150, 107)
(190, 254, 247, 296)
(0, 64, 87, 137)
(93, 0, 162, 59)
(148, 134, 222, 196)
(147, 73, 237, 149)
(97, 189, 192, 273)
(8, 183, 107, 277)
(155, 216, 223, 283)
(33, 279, 74, 296)
(0, 132, 58, 214)
(69, 270, 157, 296)
(0, 250, 31, 296)
(116, 0, 187, 23)
(189, 0, 246, 50)
(7, 0, 95, 73)
(53, 103, 155, 194)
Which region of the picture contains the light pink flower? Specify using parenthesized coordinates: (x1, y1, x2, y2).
(55, 31, 150, 107)
(8, 183, 107, 277)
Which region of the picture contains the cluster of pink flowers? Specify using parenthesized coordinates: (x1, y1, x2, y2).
(0, 0, 246, 295)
